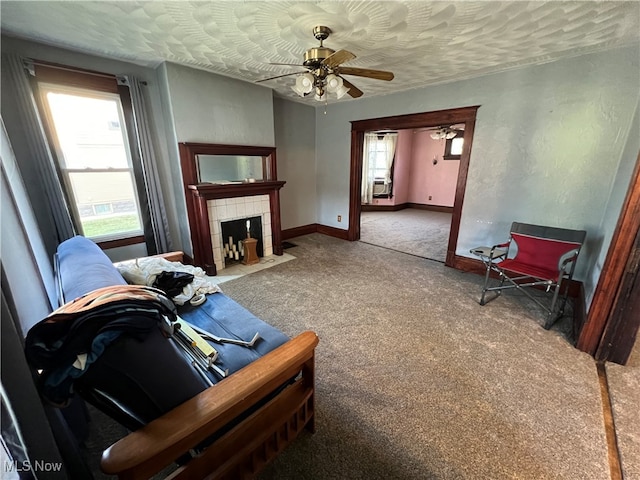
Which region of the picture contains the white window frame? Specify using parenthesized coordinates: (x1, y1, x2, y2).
(367, 137, 393, 181)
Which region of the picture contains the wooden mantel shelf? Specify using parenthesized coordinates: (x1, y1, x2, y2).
(188, 181, 286, 200)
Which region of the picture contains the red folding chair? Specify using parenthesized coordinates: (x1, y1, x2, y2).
(471, 222, 587, 329)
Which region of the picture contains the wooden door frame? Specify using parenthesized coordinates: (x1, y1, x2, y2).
(348, 106, 479, 267)
(577, 152, 640, 363)
(596, 228, 640, 364)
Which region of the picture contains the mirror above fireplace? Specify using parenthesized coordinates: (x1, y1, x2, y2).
(180, 143, 277, 186)
(197, 154, 268, 183)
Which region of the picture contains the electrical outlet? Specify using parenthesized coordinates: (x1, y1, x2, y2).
(337, 215, 342, 222)
(428, 195, 432, 201)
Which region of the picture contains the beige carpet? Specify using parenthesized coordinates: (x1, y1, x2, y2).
(220, 234, 609, 479)
(82, 233, 639, 479)
(360, 209, 451, 262)
(606, 340, 640, 479)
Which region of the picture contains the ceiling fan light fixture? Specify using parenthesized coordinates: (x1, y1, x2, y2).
(325, 73, 343, 92)
(260, 25, 394, 102)
(430, 127, 458, 140)
(335, 84, 350, 99)
(292, 73, 314, 96)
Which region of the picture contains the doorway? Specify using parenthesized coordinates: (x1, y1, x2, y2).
(359, 125, 463, 262)
(348, 106, 479, 267)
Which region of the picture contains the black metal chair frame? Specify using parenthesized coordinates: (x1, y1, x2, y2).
(472, 222, 587, 329)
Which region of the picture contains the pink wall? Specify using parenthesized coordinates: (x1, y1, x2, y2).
(392, 130, 413, 204)
(409, 131, 460, 207)
(366, 129, 459, 207)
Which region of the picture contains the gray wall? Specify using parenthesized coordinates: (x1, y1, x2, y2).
(162, 62, 275, 146)
(586, 98, 640, 305)
(313, 45, 640, 304)
(274, 96, 317, 230)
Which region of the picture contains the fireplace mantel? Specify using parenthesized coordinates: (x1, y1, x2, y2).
(179, 142, 285, 276)
(188, 181, 286, 200)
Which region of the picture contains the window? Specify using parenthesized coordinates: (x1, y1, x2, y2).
(364, 133, 398, 200)
(93, 203, 113, 216)
(443, 131, 464, 160)
(33, 64, 148, 246)
(367, 136, 394, 180)
(39, 84, 143, 241)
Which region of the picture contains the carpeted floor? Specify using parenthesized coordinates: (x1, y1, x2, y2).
(360, 209, 451, 262)
(605, 340, 640, 479)
(222, 234, 609, 479)
(82, 233, 639, 479)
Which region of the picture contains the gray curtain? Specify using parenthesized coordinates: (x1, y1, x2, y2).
(362, 133, 375, 204)
(1, 119, 57, 316)
(0, 54, 75, 257)
(120, 75, 173, 254)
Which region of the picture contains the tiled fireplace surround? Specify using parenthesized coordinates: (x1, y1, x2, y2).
(184, 180, 285, 276)
(208, 195, 273, 273)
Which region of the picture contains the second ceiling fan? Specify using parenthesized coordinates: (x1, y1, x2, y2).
(257, 25, 394, 100)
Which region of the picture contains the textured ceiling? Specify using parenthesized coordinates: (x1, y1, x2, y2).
(1, 1, 639, 103)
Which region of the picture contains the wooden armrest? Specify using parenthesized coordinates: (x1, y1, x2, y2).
(114, 251, 185, 268)
(154, 251, 185, 263)
(101, 330, 319, 479)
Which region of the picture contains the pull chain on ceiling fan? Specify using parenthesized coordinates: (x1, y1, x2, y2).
(257, 25, 394, 101)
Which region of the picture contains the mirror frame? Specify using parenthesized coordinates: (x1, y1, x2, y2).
(179, 143, 277, 188)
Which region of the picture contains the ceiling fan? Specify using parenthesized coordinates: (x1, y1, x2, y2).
(257, 25, 394, 101)
(419, 124, 465, 140)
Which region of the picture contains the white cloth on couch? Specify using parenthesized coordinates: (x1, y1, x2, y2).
(116, 257, 221, 305)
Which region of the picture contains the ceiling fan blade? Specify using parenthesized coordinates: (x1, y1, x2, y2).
(323, 49, 356, 68)
(269, 63, 307, 67)
(255, 71, 307, 83)
(341, 77, 363, 98)
(338, 67, 394, 81)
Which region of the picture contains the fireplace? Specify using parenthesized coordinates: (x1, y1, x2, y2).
(188, 183, 284, 275)
(179, 142, 286, 275)
(218, 213, 264, 269)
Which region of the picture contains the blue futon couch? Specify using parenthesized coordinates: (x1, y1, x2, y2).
(31, 236, 318, 479)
